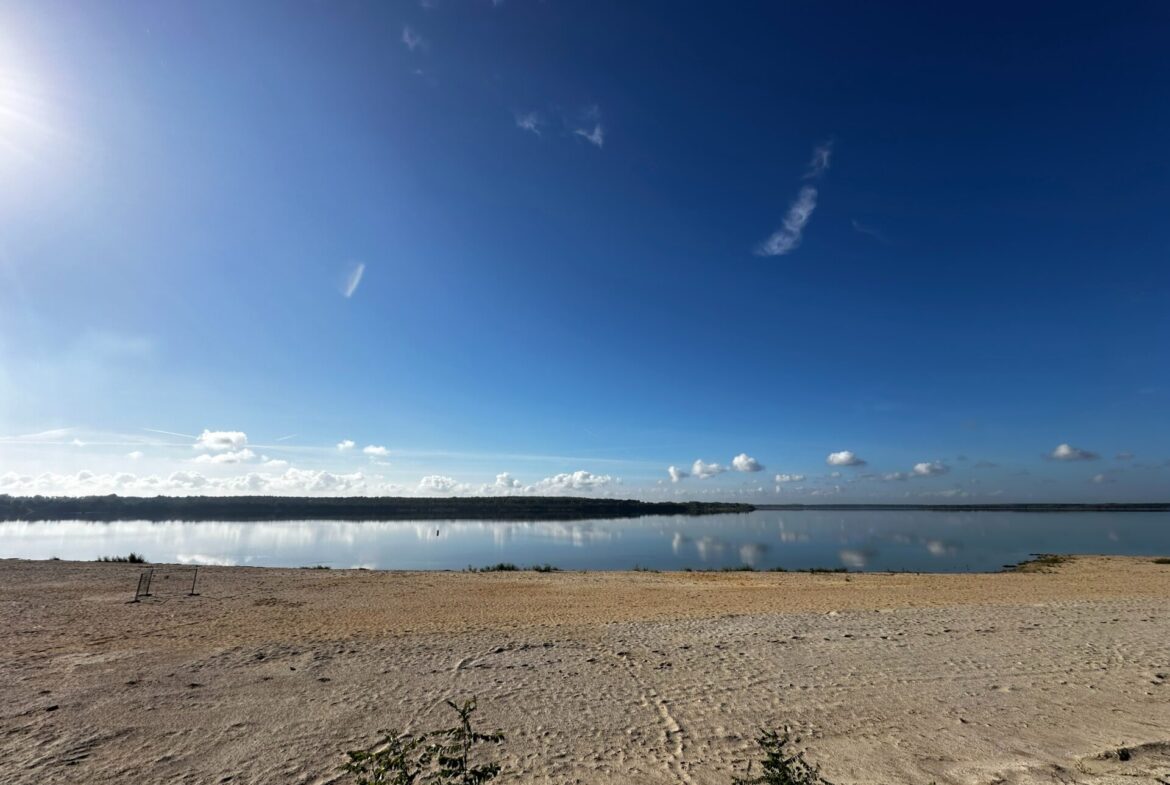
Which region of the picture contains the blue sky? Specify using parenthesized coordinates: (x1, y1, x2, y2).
(1, 1, 1168, 500)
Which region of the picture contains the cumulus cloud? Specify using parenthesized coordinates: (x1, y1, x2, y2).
(731, 453, 764, 473)
(343, 263, 365, 298)
(0, 468, 384, 497)
(691, 459, 726, 479)
(668, 465, 689, 483)
(574, 124, 604, 148)
(418, 475, 461, 493)
(883, 472, 909, 482)
(1050, 443, 1098, 461)
(912, 461, 949, 476)
(363, 445, 389, 457)
(774, 473, 805, 483)
(194, 448, 256, 464)
(262, 457, 289, 469)
(495, 472, 522, 489)
(194, 430, 247, 452)
(534, 470, 615, 493)
(826, 450, 865, 467)
(755, 140, 833, 258)
(337, 439, 355, 451)
(402, 26, 426, 52)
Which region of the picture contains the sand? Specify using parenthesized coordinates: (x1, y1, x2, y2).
(2, 556, 1169, 784)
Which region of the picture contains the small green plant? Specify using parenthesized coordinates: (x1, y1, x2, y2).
(722, 564, 757, 572)
(1154, 557, 1170, 565)
(733, 728, 833, 785)
(632, 564, 660, 572)
(98, 552, 147, 564)
(344, 698, 503, 785)
(306, 565, 332, 570)
(530, 563, 560, 572)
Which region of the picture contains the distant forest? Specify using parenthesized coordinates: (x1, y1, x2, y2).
(0, 495, 755, 522)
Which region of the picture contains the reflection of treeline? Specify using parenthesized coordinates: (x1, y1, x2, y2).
(0, 494, 755, 522)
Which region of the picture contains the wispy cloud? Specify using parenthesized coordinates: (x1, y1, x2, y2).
(804, 141, 833, 179)
(363, 444, 389, 458)
(515, 111, 542, 136)
(337, 439, 355, 452)
(402, 26, 427, 52)
(755, 140, 833, 257)
(343, 263, 365, 298)
(574, 124, 604, 148)
(851, 219, 888, 244)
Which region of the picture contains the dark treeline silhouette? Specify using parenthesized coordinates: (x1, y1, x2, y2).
(0, 494, 754, 522)
(754, 503, 1170, 512)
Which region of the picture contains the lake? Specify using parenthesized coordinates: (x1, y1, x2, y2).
(2, 510, 1169, 572)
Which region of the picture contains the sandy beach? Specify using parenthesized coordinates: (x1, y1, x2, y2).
(2, 556, 1169, 784)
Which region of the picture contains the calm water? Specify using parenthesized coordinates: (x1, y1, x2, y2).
(2, 511, 1169, 572)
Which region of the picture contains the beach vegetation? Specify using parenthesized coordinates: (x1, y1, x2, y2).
(343, 697, 502, 785)
(733, 727, 833, 785)
(97, 552, 147, 563)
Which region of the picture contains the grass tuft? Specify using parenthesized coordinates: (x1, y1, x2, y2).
(98, 552, 147, 564)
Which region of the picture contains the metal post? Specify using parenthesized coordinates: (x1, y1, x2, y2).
(142, 567, 154, 597)
(188, 566, 199, 596)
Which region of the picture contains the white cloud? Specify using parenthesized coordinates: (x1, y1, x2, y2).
(805, 141, 833, 179)
(194, 448, 256, 464)
(574, 124, 604, 148)
(731, 453, 764, 473)
(1050, 443, 1098, 461)
(262, 458, 289, 469)
(126, 450, 144, 461)
(418, 475, 461, 493)
(515, 111, 542, 136)
(0, 468, 387, 497)
(826, 450, 865, 467)
(667, 465, 689, 483)
(495, 472, 522, 489)
(691, 459, 726, 479)
(194, 430, 247, 452)
(363, 445, 389, 458)
(755, 140, 833, 257)
(884, 472, 909, 481)
(343, 263, 365, 298)
(402, 26, 426, 52)
(756, 185, 817, 257)
(534, 470, 615, 493)
(912, 461, 949, 477)
(774, 473, 805, 483)
(337, 439, 355, 451)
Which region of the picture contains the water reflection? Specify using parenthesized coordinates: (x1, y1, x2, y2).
(1, 511, 1168, 572)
